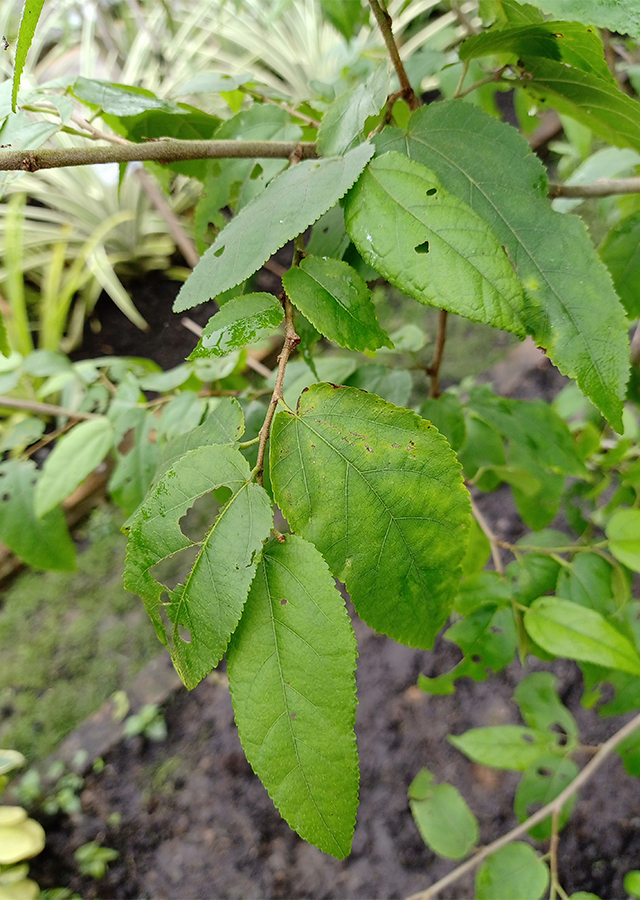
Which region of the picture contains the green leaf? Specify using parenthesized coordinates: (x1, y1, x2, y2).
(34, 418, 115, 519)
(616, 728, 640, 776)
(344, 152, 528, 337)
(514, 672, 578, 743)
(375, 102, 629, 430)
(155, 398, 245, 480)
(554, 147, 640, 214)
(523, 0, 640, 38)
(11, 0, 45, 111)
(189, 293, 283, 359)
(458, 416, 505, 491)
(271, 383, 471, 648)
(282, 256, 392, 352)
(524, 597, 640, 674)
(124, 444, 273, 689)
(0, 459, 76, 571)
(420, 393, 466, 452)
(227, 535, 358, 858)
(305, 204, 350, 260)
(72, 77, 183, 116)
(320, 0, 369, 40)
(460, 22, 614, 83)
(480, 0, 544, 26)
(345, 365, 412, 408)
(461, 517, 491, 576)
(0, 310, 9, 357)
(276, 357, 359, 411)
(626, 871, 640, 899)
(450, 725, 560, 770)
(408, 768, 479, 859)
(109, 411, 159, 518)
(606, 509, 640, 573)
(514, 754, 578, 840)
(454, 570, 513, 616)
(475, 843, 549, 900)
(419, 606, 516, 695)
(521, 57, 640, 153)
(174, 143, 374, 313)
(555, 552, 614, 615)
(600, 211, 640, 319)
(317, 65, 389, 157)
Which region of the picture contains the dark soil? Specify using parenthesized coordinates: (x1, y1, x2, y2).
(29, 276, 640, 899)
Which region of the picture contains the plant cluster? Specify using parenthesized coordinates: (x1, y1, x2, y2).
(1, 0, 640, 897)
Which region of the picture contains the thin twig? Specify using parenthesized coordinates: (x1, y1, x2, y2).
(456, 67, 507, 100)
(368, 0, 419, 110)
(451, 1, 480, 36)
(0, 140, 318, 171)
(244, 88, 321, 128)
(470, 497, 503, 575)
(548, 807, 561, 900)
(135, 167, 200, 268)
(405, 708, 640, 900)
(23, 419, 76, 458)
(549, 177, 640, 198)
(0, 395, 103, 420)
(427, 309, 447, 398)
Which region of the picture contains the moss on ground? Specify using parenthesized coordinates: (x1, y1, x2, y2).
(0, 509, 160, 762)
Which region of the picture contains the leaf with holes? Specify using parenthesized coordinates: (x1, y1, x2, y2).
(227, 535, 358, 858)
(344, 152, 528, 336)
(124, 444, 273, 689)
(270, 383, 471, 648)
(449, 725, 562, 770)
(375, 102, 629, 430)
(514, 672, 578, 746)
(514, 755, 578, 840)
(408, 768, 479, 859)
(174, 143, 374, 312)
(189, 293, 284, 359)
(525, 597, 640, 675)
(0, 460, 76, 571)
(282, 256, 392, 352)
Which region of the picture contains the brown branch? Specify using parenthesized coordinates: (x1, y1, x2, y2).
(135, 167, 200, 268)
(427, 309, 448, 398)
(0, 140, 318, 171)
(548, 807, 562, 900)
(0, 395, 103, 420)
(368, 0, 419, 110)
(405, 708, 640, 900)
(470, 497, 503, 575)
(549, 177, 640, 198)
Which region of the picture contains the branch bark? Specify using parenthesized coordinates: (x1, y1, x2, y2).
(0, 139, 317, 171)
(368, 0, 419, 110)
(549, 177, 640, 198)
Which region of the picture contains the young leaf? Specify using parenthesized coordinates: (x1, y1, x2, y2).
(513, 672, 578, 743)
(606, 509, 640, 573)
(522, 0, 640, 39)
(227, 535, 358, 859)
(419, 605, 516, 695)
(188, 293, 283, 359)
(34, 418, 115, 519)
(460, 22, 614, 84)
(375, 102, 629, 430)
(449, 725, 560, 770)
(282, 256, 392, 352)
(317, 65, 389, 157)
(600, 212, 640, 319)
(514, 754, 578, 840)
(174, 143, 374, 313)
(475, 842, 549, 900)
(124, 444, 273, 689)
(524, 597, 640, 675)
(11, 0, 45, 111)
(0, 460, 76, 571)
(344, 152, 528, 337)
(271, 383, 471, 648)
(408, 768, 479, 859)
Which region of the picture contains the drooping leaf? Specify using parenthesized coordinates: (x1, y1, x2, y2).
(375, 102, 629, 430)
(514, 754, 578, 840)
(271, 383, 471, 648)
(475, 843, 549, 900)
(600, 212, 640, 319)
(227, 535, 358, 858)
(449, 725, 561, 770)
(34, 418, 115, 519)
(189, 293, 283, 359)
(513, 672, 578, 744)
(11, 0, 45, 111)
(524, 597, 640, 674)
(520, 57, 640, 153)
(606, 509, 640, 573)
(522, 0, 640, 38)
(174, 143, 374, 313)
(282, 256, 392, 351)
(419, 605, 516, 695)
(408, 768, 479, 859)
(460, 22, 614, 83)
(124, 444, 273, 689)
(317, 65, 389, 157)
(344, 152, 528, 337)
(0, 460, 76, 571)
